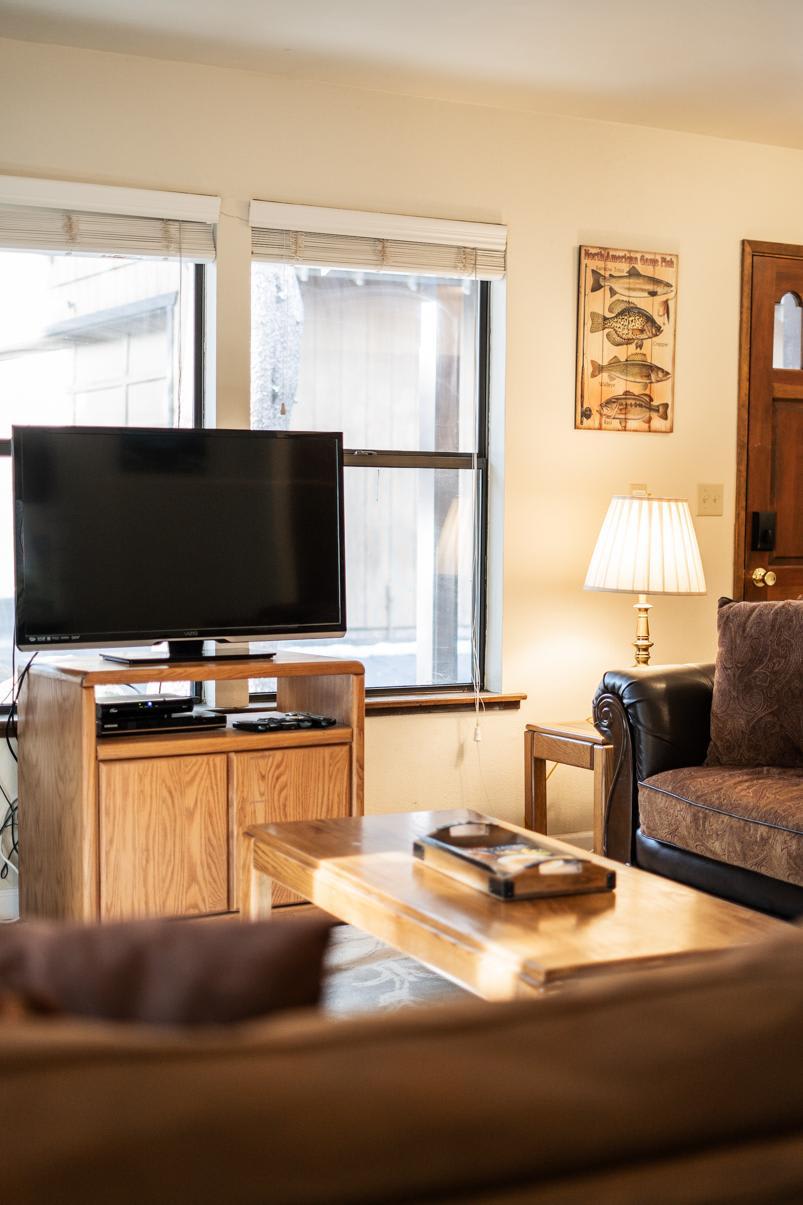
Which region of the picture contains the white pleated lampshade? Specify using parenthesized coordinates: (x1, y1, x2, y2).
(584, 495, 706, 596)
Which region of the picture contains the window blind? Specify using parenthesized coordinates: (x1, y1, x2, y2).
(250, 201, 506, 280)
(0, 176, 219, 262)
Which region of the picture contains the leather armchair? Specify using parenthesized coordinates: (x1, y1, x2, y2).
(592, 663, 715, 862)
(592, 663, 803, 919)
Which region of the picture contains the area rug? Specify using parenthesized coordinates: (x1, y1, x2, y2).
(322, 924, 470, 1016)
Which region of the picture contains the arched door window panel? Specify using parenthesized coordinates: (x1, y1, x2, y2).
(772, 291, 802, 369)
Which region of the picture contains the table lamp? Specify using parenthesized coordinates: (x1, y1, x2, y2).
(584, 494, 706, 665)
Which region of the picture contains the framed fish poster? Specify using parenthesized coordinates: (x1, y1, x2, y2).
(575, 245, 678, 432)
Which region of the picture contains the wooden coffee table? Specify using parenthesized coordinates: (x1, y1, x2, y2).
(241, 809, 785, 998)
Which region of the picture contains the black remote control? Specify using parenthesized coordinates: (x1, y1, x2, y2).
(232, 711, 337, 732)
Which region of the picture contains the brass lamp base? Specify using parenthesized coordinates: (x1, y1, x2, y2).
(633, 594, 653, 665)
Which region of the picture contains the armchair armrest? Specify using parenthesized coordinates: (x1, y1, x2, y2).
(592, 663, 715, 863)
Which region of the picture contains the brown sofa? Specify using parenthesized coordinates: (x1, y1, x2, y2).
(5, 926, 803, 1204)
(593, 600, 803, 918)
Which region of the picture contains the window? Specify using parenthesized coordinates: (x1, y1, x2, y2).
(250, 263, 491, 691)
(773, 290, 803, 369)
(0, 176, 218, 704)
(0, 250, 203, 701)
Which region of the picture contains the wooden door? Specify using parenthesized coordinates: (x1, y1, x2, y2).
(230, 745, 351, 908)
(98, 754, 229, 920)
(736, 241, 803, 599)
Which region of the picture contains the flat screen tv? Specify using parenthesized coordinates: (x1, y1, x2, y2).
(12, 425, 346, 662)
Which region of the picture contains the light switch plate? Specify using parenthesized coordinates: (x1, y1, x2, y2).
(697, 483, 723, 516)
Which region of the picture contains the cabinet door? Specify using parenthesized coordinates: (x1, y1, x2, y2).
(99, 755, 229, 920)
(231, 744, 351, 907)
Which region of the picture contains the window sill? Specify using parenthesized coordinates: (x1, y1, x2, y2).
(365, 691, 526, 717)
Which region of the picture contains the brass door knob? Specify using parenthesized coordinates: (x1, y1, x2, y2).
(752, 567, 777, 587)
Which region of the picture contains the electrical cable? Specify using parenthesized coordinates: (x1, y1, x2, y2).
(5, 629, 15, 758)
(4, 652, 37, 764)
(0, 774, 13, 809)
(0, 801, 17, 879)
(0, 649, 38, 878)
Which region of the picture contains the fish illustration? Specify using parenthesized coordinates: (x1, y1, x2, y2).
(589, 352, 671, 384)
(590, 265, 673, 299)
(599, 391, 669, 426)
(589, 299, 663, 347)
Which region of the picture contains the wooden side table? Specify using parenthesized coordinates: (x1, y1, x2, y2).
(524, 721, 613, 854)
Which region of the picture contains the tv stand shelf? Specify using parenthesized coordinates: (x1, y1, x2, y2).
(96, 725, 353, 761)
(18, 653, 364, 922)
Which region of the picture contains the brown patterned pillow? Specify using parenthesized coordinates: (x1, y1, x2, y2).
(706, 598, 803, 768)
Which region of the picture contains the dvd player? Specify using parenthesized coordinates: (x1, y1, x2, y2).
(96, 693, 194, 723)
(97, 711, 227, 736)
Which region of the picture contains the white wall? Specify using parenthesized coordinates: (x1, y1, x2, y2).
(3, 36, 803, 835)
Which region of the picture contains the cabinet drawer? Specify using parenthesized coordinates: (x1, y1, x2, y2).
(231, 744, 351, 907)
(99, 755, 229, 920)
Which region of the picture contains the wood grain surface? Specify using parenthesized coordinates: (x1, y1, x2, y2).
(278, 671, 365, 819)
(99, 755, 229, 919)
(231, 744, 351, 908)
(734, 238, 755, 599)
(32, 651, 365, 686)
(592, 743, 612, 856)
(18, 670, 99, 920)
(524, 721, 612, 848)
(524, 720, 608, 744)
(243, 809, 784, 997)
(19, 656, 364, 920)
(735, 240, 803, 599)
(97, 724, 352, 762)
(366, 691, 526, 714)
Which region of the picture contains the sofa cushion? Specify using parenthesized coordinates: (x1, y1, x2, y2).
(2, 928, 802, 1204)
(706, 597, 803, 768)
(0, 916, 333, 1025)
(639, 765, 803, 886)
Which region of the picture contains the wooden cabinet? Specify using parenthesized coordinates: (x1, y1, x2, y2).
(231, 746, 351, 906)
(99, 755, 229, 920)
(18, 653, 364, 921)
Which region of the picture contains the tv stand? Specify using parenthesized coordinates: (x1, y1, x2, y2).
(101, 640, 277, 665)
(18, 652, 364, 921)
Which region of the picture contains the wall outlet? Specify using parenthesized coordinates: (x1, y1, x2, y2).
(697, 483, 724, 516)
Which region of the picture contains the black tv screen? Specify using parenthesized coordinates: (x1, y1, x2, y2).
(13, 426, 346, 652)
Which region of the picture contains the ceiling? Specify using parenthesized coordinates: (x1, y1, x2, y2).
(4, 0, 803, 150)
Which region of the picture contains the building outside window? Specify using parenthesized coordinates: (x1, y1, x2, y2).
(247, 203, 505, 696)
(0, 248, 201, 701)
(250, 255, 494, 693)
